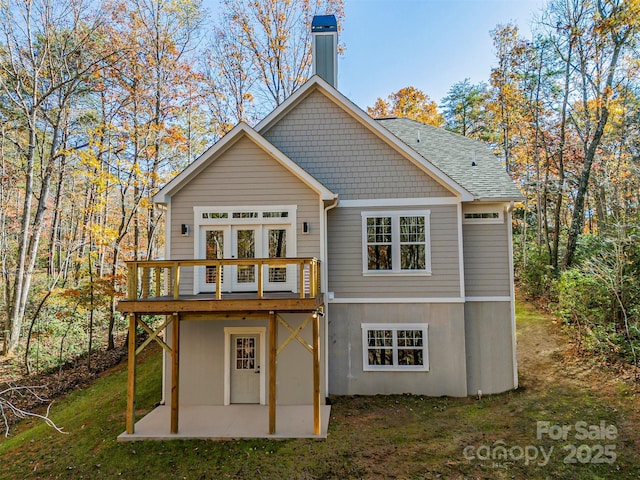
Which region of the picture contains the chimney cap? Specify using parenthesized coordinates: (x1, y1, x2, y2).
(312, 15, 337, 33)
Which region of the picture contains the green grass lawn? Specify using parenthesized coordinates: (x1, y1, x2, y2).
(1, 301, 638, 479)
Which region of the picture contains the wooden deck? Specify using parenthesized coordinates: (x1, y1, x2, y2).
(117, 258, 325, 439)
(117, 257, 322, 315)
(116, 291, 324, 315)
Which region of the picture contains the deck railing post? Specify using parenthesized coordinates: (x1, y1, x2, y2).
(128, 263, 137, 301)
(216, 261, 222, 300)
(173, 264, 180, 300)
(155, 268, 162, 297)
(142, 267, 150, 299)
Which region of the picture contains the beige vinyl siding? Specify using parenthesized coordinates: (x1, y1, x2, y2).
(169, 135, 321, 294)
(327, 204, 461, 298)
(263, 90, 454, 200)
(463, 221, 511, 297)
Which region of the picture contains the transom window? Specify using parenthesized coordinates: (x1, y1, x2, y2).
(198, 207, 293, 222)
(362, 211, 431, 274)
(361, 324, 429, 371)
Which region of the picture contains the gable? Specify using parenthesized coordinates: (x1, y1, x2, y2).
(154, 123, 336, 204)
(262, 88, 456, 201)
(171, 136, 322, 207)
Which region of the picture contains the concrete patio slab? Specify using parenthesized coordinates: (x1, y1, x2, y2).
(117, 404, 331, 441)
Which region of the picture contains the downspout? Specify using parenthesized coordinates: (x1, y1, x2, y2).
(321, 196, 339, 398)
(506, 201, 518, 389)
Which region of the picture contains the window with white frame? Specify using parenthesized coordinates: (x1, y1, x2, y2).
(362, 211, 431, 274)
(361, 324, 429, 371)
(463, 205, 504, 224)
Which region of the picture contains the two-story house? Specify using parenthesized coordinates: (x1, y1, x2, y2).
(117, 15, 523, 440)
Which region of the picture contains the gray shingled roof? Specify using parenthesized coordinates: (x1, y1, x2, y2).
(377, 117, 523, 201)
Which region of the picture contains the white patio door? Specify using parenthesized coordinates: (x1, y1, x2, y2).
(197, 221, 295, 294)
(230, 334, 261, 404)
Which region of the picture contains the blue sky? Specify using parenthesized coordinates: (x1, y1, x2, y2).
(337, 0, 547, 109)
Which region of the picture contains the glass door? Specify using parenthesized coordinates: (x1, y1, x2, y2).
(264, 227, 295, 291)
(232, 227, 258, 291)
(199, 228, 228, 293)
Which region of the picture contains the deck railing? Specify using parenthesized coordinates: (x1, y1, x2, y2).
(125, 258, 321, 301)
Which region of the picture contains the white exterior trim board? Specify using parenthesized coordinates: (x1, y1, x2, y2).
(329, 297, 465, 304)
(465, 296, 512, 302)
(339, 197, 459, 208)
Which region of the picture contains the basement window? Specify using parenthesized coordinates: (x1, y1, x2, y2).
(361, 324, 429, 371)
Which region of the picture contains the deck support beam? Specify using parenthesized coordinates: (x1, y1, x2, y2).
(171, 313, 180, 434)
(126, 313, 137, 434)
(268, 311, 277, 434)
(312, 312, 321, 436)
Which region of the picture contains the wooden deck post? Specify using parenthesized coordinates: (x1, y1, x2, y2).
(126, 313, 137, 434)
(171, 313, 180, 434)
(312, 312, 321, 435)
(269, 311, 277, 434)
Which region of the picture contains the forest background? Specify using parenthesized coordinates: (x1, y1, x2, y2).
(0, 0, 638, 378)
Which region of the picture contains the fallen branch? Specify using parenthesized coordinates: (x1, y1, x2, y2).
(0, 383, 67, 437)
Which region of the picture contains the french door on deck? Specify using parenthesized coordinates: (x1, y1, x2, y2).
(199, 225, 293, 293)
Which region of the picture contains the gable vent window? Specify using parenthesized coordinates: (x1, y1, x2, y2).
(362, 211, 431, 275)
(463, 207, 504, 224)
(362, 324, 429, 371)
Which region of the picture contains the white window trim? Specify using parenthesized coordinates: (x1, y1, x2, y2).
(462, 205, 504, 224)
(361, 323, 429, 372)
(361, 210, 431, 275)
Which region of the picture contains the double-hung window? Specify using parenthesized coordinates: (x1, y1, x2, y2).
(362, 324, 429, 371)
(362, 211, 431, 274)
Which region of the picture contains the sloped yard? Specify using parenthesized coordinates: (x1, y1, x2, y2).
(0, 300, 638, 479)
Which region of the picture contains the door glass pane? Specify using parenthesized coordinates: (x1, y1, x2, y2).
(236, 229, 255, 283)
(235, 337, 256, 370)
(268, 229, 287, 282)
(205, 230, 224, 283)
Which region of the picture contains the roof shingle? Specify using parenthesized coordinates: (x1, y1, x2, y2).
(376, 117, 523, 201)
